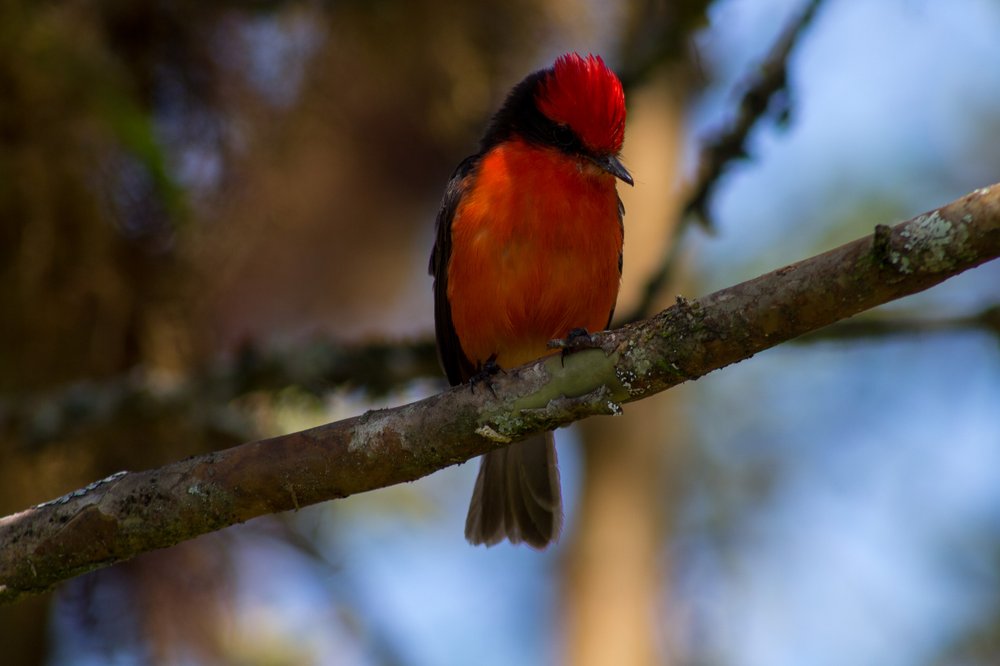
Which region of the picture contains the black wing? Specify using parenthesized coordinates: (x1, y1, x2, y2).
(429, 155, 480, 386)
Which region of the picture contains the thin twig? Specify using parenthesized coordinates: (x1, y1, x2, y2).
(795, 305, 1000, 343)
(623, 0, 825, 323)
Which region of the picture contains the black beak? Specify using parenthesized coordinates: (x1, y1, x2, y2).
(593, 154, 633, 186)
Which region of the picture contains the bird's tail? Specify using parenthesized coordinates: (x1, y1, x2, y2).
(464, 432, 563, 548)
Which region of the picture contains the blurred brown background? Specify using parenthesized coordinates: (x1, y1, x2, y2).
(3, 1, 1000, 665)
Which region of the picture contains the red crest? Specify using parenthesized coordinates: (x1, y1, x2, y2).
(536, 53, 626, 154)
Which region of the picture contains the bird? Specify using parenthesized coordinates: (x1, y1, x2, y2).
(429, 52, 631, 548)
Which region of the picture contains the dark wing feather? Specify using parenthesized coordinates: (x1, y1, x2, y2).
(429, 155, 480, 386)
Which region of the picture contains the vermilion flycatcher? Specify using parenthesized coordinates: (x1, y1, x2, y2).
(429, 53, 631, 548)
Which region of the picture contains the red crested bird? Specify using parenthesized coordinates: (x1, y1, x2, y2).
(429, 53, 631, 548)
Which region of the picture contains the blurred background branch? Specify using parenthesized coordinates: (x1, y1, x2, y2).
(1, 338, 440, 448)
(682, 0, 824, 230)
(8, 296, 997, 455)
(622, 0, 825, 324)
(5, 305, 998, 449)
(797, 304, 1000, 343)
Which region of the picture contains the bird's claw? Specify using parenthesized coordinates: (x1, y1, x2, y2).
(469, 353, 503, 396)
(548, 328, 601, 366)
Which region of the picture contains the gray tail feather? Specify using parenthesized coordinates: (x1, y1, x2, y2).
(464, 432, 563, 548)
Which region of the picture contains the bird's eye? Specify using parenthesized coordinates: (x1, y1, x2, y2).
(552, 124, 576, 148)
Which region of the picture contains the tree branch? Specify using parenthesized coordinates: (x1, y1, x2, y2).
(2, 183, 998, 605)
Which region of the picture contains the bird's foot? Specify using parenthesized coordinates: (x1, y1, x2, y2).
(548, 328, 602, 366)
(469, 353, 503, 396)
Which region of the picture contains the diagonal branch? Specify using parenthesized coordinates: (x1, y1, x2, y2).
(683, 0, 824, 229)
(2, 183, 998, 605)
